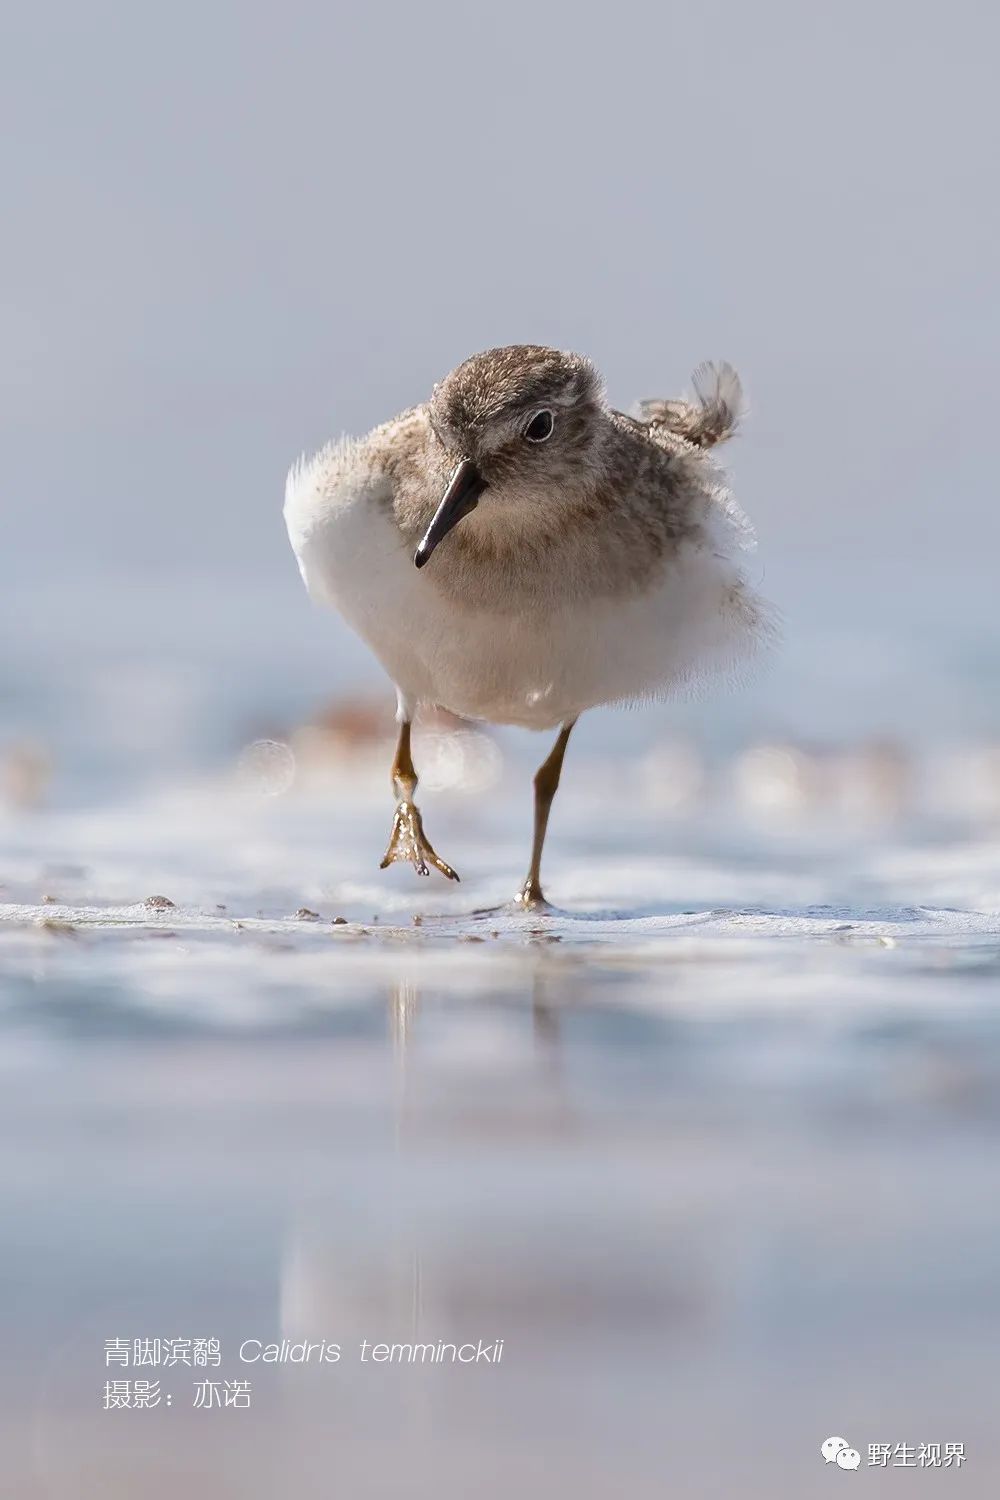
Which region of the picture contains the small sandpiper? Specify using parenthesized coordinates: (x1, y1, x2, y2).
(285, 345, 773, 907)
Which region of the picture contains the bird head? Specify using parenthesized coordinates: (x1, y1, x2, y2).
(415, 345, 604, 568)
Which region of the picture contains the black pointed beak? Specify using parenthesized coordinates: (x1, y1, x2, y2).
(414, 459, 487, 568)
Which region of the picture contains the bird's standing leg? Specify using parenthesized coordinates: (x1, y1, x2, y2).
(517, 720, 576, 909)
(380, 719, 459, 881)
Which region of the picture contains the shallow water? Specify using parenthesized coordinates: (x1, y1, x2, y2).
(2, 718, 1000, 1496)
(5, 0, 1000, 1481)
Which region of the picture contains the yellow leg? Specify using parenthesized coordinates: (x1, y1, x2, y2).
(517, 720, 576, 908)
(380, 721, 459, 881)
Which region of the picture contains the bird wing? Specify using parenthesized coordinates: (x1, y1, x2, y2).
(634, 362, 744, 450)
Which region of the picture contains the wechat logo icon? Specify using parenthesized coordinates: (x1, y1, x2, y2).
(822, 1437, 861, 1470)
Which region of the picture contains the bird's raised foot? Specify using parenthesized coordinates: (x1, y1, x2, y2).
(379, 800, 459, 882)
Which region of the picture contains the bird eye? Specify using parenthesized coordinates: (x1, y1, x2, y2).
(523, 409, 555, 443)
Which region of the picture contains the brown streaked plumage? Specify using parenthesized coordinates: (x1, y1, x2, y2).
(285, 345, 774, 906)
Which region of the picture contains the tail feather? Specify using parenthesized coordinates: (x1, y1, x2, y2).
(637, 361, 744, 449)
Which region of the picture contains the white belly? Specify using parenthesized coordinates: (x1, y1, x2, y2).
(285, 442, 766, 731)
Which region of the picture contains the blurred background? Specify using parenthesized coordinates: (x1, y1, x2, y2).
(2, 1, 1000, 1496)
(3, 0, 1000, 802)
